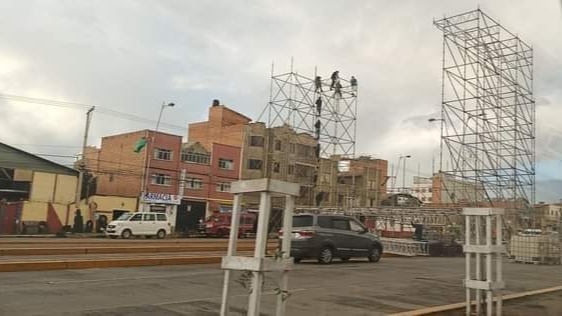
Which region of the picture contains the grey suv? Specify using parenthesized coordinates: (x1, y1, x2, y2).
(284, 214, 383, 264)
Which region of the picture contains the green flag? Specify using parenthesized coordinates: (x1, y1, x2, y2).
(133, 138, 148, 153)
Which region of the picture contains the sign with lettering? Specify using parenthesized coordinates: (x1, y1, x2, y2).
(140, 192, 181, 205)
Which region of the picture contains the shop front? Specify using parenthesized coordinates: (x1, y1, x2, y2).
(139, 192, 181, 232)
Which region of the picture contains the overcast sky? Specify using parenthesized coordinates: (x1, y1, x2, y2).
(0, 0, 561, 202)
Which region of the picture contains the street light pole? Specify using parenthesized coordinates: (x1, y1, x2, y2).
(400, 155, 411, 193)
(141, 102, 175, 201)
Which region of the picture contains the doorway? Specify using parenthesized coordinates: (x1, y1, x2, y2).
(176, 200, 206, 233)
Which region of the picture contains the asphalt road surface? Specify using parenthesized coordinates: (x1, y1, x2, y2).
(1, 257, 562, 316)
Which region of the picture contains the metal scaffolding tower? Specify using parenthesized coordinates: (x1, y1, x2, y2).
(259, 64, 358, 158)
(434, 9, 535, 208)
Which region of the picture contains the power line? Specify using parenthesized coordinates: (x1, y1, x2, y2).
(0, 93, 188, 133)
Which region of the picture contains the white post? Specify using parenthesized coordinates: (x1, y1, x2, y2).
(475, 216, 482, 315)
(463, 208, 505, 316)
(220, 194, 242, 316)
(248, 192, 271, 316)
(496, 214, 503, 315)
(220, 179, 299, 316)
(276, 195, 295, 316)
(466, 215, 471, 316)
(486, 215, 493, 316)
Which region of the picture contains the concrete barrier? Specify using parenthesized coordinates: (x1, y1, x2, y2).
(0, 244, 277, 256)
(0, 256, 224, 272)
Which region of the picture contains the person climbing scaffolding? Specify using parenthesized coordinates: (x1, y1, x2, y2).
(330, 70, 339, 90)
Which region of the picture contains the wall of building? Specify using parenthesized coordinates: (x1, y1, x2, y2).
(20, 171, 78, 230)
(94, 130, 183, 198)
(314, 156, 388, 208)
(188, 105, 251, 151)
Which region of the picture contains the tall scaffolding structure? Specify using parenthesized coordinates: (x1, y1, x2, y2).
(259, 64, 358, 158)
(257, 63, 359, 207)
(434, 9, 535, 210)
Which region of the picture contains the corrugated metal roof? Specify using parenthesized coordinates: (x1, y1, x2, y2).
(0, 143, 78, 176)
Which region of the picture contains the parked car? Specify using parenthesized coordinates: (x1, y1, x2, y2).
(105, 212, 171, 239)
(280, 214, 383, 264)
(200, 212, 256, 238)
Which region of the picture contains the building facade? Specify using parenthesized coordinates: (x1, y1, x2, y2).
(315, 156, 388, 208)
(0, 142, 79, 234)
(188, 104, 319, 207)
(85, 130, 241, 233)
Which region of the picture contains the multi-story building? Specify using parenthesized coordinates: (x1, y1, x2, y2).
(188, 102, 318, 207)
(315, 156, 388, 208)
(85, 129, 241, 233)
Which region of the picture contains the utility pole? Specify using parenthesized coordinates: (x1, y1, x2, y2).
(75, 106, 95, 220)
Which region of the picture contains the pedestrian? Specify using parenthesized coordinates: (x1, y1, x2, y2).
(334, 81, 342, 98)
(330, 71, 339, 90)
(315, 97, 322, 115)
(315, 76, 323, 92)
(350, 76, 358, 96)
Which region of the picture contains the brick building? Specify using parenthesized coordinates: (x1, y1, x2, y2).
(85, 129, 241, 233)
(315, 156, 388, 208)
(188, 103, 318, 207)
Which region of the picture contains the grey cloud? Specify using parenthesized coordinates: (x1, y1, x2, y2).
(0, 0, 561, 201)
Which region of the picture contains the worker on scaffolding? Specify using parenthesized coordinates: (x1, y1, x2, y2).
(334, 81, 342, 98)
(350, 76, 358, 96)
(314, 120, 321, 139)
(330, 71, 339, 90)
(315, 97, 322, 115)
(315, 76, 323, 92)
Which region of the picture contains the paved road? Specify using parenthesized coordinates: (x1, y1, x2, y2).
(1, 257, 562, 316)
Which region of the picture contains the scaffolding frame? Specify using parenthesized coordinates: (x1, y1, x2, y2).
(434, 9, 535, 210)
(259, 64, 358, 159)
(257, 63, 359, 208)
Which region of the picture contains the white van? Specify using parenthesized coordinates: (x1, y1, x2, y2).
(106, 212, 171, 239)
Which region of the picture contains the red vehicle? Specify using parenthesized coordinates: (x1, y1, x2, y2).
(201, 212, 256, 238)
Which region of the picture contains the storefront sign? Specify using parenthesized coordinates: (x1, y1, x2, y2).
(140, 192, 181, 205)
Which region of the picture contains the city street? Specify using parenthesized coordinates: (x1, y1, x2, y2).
(1, 257, 562, 315)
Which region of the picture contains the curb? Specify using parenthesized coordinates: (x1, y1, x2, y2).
(0, 245, 263, 256)
(0, 256, 223, 272)
(389, 285, 562, 316)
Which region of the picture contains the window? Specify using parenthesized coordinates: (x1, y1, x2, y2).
(317, 216, 333, 228)
(130, 213, 143, 221)
(143, 213, 156, 221)
(217, 182, 231, 192)
(349, 220, 365, 232)
(275, 140, 282, 151)
(156, 214, 167, 221)
(154, 148, 172, 161)
(288, 165, 295, 175)
(219, 158, 234, 170)
(290, 143, 296, 153)
(185, 177, 203, 189)
(293, 215, 313, 227)
(151, 174, 172, 186)
(273, 162, 280, 173)
(428, 188, 432, 193)
(332, 218, 350, 230)
(182, 152, 210, 164)
(296, 165, 312, 178)
(250, 136, 264, 147)
(248, 159, 263, 170)
(297, 144, 310, 157)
